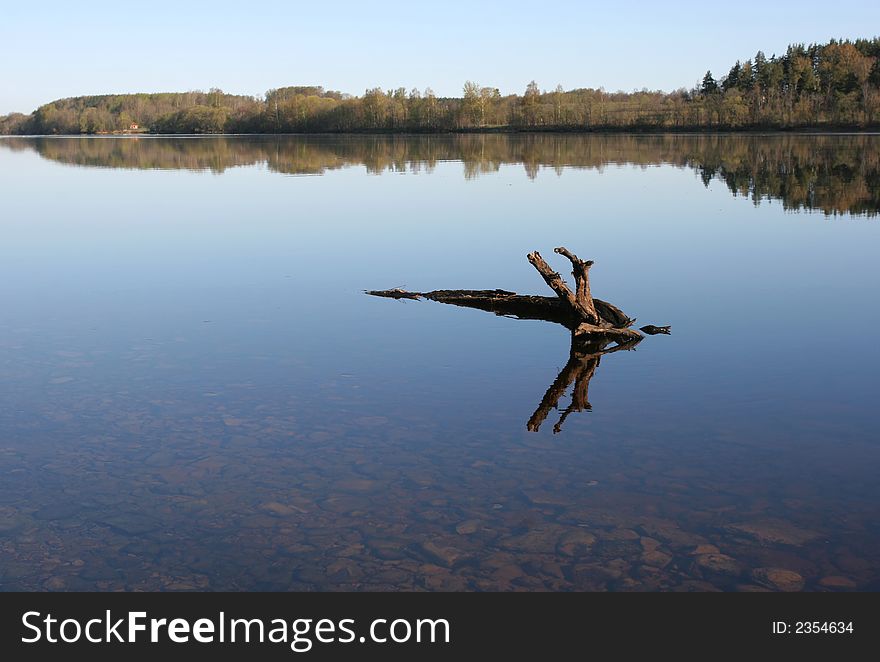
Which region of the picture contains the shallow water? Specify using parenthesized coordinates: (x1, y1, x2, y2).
(1, 134, 878, 591)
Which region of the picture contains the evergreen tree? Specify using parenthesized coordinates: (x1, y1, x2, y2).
(723, 62, 742, 91)
(701, 71, 719, 95)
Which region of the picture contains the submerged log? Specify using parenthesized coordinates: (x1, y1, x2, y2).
(367, 247, 669, 432)
(368, 288, 580, 326)
(367, 246, 655, 343)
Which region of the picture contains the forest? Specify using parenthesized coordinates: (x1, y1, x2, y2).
(2, 39, 879, 135)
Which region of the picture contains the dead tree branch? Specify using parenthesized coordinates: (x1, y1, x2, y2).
(553, 246, 599, 324)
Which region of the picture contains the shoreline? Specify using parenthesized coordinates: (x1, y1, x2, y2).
(5, 125, 880, 138)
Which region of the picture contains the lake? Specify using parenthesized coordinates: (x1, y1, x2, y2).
(0, 133, 878, 591)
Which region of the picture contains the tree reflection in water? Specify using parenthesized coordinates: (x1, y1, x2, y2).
(3, 133, 878, 216)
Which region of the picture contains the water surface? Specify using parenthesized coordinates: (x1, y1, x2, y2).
(1, 134, 878, 591)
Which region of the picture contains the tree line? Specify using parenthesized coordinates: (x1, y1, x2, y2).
(2, 38, 879, 135)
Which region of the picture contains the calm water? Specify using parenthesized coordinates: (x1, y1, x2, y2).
(1, 134, 878, 592)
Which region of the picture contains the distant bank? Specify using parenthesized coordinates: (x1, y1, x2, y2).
(3, 38, 879, 136)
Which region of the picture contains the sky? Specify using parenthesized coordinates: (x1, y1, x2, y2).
(2, 0, 878, 114)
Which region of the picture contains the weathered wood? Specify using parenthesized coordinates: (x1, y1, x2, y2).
(573, 321, 643, 343)
(368, 246, 668, 343)
(594, 299, 635, 329)
(424, 290, 575, 325)
(366, 288, 637, 330)
(526, 251, 589, 319)
(553, 246, 600, 324)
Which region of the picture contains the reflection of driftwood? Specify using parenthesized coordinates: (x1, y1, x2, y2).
(528, 337, 641, 433)
(368, 247, 669, 432)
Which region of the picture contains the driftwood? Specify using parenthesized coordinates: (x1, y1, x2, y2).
(368, 247, 664, 342)
(367, 247, 669, 432)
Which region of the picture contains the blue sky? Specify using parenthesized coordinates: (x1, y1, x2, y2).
(2, 0, 878, 114)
